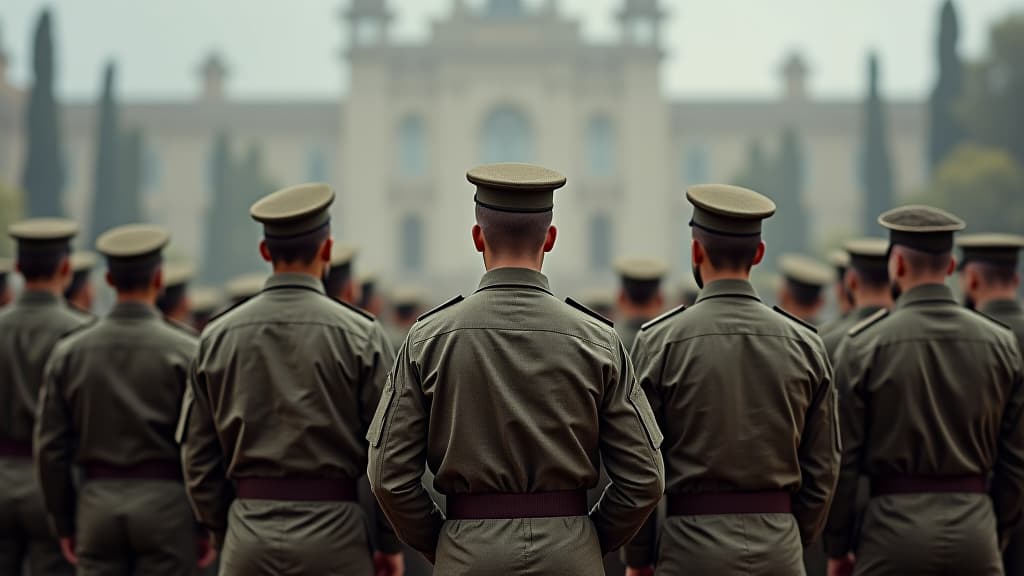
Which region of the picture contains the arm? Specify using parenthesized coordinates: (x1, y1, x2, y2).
(34, 346, 77, 538)
(367, 338, 443, 562)
(992, 350, 1024, 548)
(360, 324, 402, 556)
(823, 343, 868, 558)
(793, 343, 840, 545)
(179, 355, 234, 545)
(591, 337, 666, 557)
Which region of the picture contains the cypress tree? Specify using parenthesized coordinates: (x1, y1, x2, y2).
(88, 62, 120, 244)
(115, 128, 143, 225)
(21, 9, 64, 217)
(928, 0, 964, 171)
(861, 52, 894, 234)
(774, 126, 808, 254)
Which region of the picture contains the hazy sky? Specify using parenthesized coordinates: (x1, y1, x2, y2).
(0, 0, 1019, 101)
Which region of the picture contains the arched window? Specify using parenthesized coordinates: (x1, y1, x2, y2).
(586, 115, 616, 177)
(397, 116, 427, 178)
(400, 213, 425, 273)
(589, 213, 614, 270)
(481, 106, 533, 164)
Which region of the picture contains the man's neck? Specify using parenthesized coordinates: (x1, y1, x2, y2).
(24, 280, 64, 296)
(484, 255, 543, 272)
(117, 292, 156, 306)
(975, 288, 1020, 309)
(700, 265, 750, 284)
(854, 290, 893, 310)
(899, 276, 948, 293)
(273, 262, 323, 277)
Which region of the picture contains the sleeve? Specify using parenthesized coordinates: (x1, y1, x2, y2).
(360, 324, 402, 555)
(621, 332, 665, 568)
(34, 345, 77, 537)
(179, 352, 234, 545)
(591, 335, 666, 557)
(992, 345, 1024, 548)
(367, 337, 444, 562)
(823, 341, 869, 558)
(792, 342, 841, 545)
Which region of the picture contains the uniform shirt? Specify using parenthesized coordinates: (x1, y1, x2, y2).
(34, 301, 197, 536)
(618, 317, 647, 354)
(0, 290, 90, 446)
(180, 273, 397, 549)
(981, 299, 1024, 350)
(821, 305, 886, 360)
(368, 267, 665, 559)
(824, 284, 1024, 557)
(626, 278, 838, 566)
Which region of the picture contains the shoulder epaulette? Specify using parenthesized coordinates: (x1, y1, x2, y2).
(417, 295, 464, 322)
(332, 297, 376, 323)
(59, 320, 95, 340)
(847, 308, 889, 338)
(565, 297, 614, 328)
(164, 318, 199, 337)
(970, 308, 1012, 331)
(205, 299, 248, 326)
(641, 305, 686, 331)
(773, 305, 818, 333)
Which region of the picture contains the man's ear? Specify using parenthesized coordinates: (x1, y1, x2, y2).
(472, 225, 485, 254)
(691, 239, 704, 267)
(945, 256, 956, 277)
(259, 240, 272, 263)
(340, 280, 356, 305)
(751, 241, 766, 266)
(58, 256, 72, 279)
(105, 271, 115, 288)
(152, 268, 164, 292)
(320, 237, 334, 263)
(846, 269, 859, 294)
(542, 226, 557, 253)
(895, 251, 907, 279)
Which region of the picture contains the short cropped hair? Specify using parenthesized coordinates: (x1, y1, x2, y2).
(323, 262, 352, 299)
(853, 266, 890, 290)
(975, 262, 1017, 287)
(64, 270, 91, 301)
(691, 226, 761, 271)
(156, 284, 187, 315)
(109, 261, 160, 292)
(264, 225, 330, 265)
(622, 279, 661, 306)
(786, 280, 823, 308)
(17, 246, 69, 282)
(475, 205, 553, 257)
(898, 246, 952, 276)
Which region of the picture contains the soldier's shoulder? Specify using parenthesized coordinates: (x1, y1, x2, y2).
(564, 297, 614, 328)
(328, 297, 377, 325)
(641, 305, 686, 332)
(847, 308, 890, 338)
(160, 318, 200, 348)
(969, 307, 1012, 332)
(773, 305, 818, 334)
(416, 295, 464, 323)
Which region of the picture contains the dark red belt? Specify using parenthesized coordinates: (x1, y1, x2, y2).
(0, 439, 32, 459)
(235, 478, 358, 502)
(447, 490, 588, 520)
(667, 492, 792, 516)
(871, 475, 987, 497)
(84, 461, 182, 481)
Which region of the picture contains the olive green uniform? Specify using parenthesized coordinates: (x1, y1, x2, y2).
(824, 284, 1024, 576)
(0, 291, 86, 576)
(35, 302, 199, 575)
(980, 299, 1024, 576)
(821, 306, 886, 360)
(369, 267, 665, 574)
(624, 279, 839, 575)
(617, 317, 647, 356)
(180, 273, 399, 576)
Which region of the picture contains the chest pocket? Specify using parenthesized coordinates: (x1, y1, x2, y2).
(175, 388, 194, 445)
(367, 374, 397, 448)
(629, 383, 664, 449)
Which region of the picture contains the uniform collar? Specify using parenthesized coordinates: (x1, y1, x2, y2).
(695, 278, 761, 304)
(896, 283, 957, 309)
(108, 301, 161, 320)
(980, 299, 1023, 316)
(16, 289, 62, 307)
(476, 267, 552, 295)
(264, 272, 326, 295)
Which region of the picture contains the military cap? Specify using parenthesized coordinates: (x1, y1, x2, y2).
(577, 287, 616, 311)
(467, 163, 566, 213)
(878, 205, 965, 254)
(250, 182, 335, 238)
(9, 218, 78, 252)
(827, 249, 850, 271)
(779, 254, 833, 288)
(96, 225, 170, 278)
(225, 273, 267, 302)
(189, 287, 223, 315)
(686, 184, 776, 236)
(0, 257, 11, 275)
(69, 251, 98, 273)
(163, 262, 195, 289)
(391, 286, 427, 308)
(330, 243, 358, 267)
(957, 233, 1024, 268)
(844, 238, 890, 272)
(614, 257, 669, 282)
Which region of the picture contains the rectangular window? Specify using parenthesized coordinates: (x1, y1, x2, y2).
(589, 213, 613, 270)
(400, 214, 425, 273)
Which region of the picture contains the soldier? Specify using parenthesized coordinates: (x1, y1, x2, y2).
(825, 206, 1024, 576)
(223, 273, 266, 305)
(778, 253, 833, 325)
(187, 288, 222, 333)
(64, 251, 98, 317)
(359, 272, 383, 317)
(820, 238, 892, 359)
(828, 249, 854, 322)
(625, 184, 838, 576)
(0, 219, 88, 576)
(323, 243, 358, 304)
(614, 257, 668, 351)
(180, 183, 403, 576)
(386, 286, 426, 352)
(157, 262, 195, 329)
(957, 233, 1024, 576)
(0, 257, 12, 308)
(369, 163, 664, 574)
(34, 224, 214, 575)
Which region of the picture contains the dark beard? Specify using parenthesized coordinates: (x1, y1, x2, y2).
(692, 265, 704, 289)
(890, 282, 902, 302)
